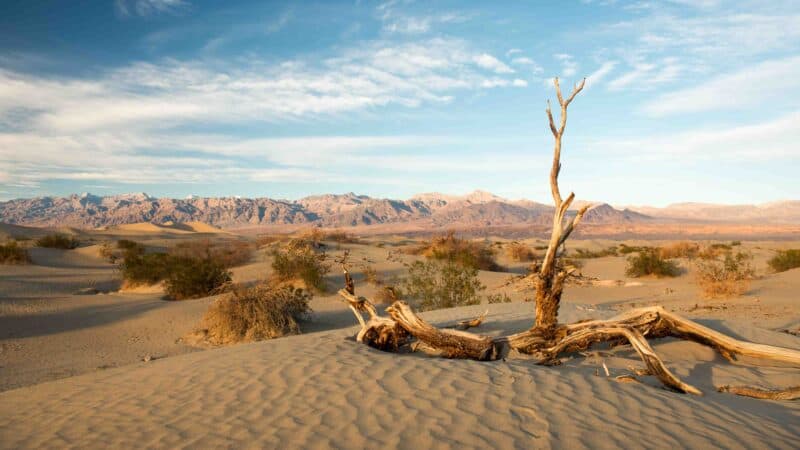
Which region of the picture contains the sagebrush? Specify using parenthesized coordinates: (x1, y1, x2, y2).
(401, 259, 484, 311)
(0, 240, 29, 264)
(767, 249, 800, 273)
(506, 241, 537, 261)
(410, 231, 502, 271)
(198, 283, 312, 345)
(271, 239, 330, 292)
(695, 251, 755, 298)
(626, 250, 680, 278)
(35, 233, 79, 249)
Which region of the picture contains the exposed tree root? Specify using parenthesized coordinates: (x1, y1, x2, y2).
(717, 385, 800, 400)
(455, 310, 488, 330)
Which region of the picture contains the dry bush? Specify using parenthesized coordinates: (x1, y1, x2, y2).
(658, 241, 700, 259)
(401, 259, 484, 311)
(767, 249, 800, 273)
(572, 246, 618, 258)
(362, 264, 382, 285)
(506, 241, 537, 261)
(0, 240, 29, 264)
(99, 242, 117, 263)
(618, 244, 654, 255)
(271, 239, 330, 292)
(165, 256, 232, 300)
(170, 239, 253, 268)
(374, 285, 402, 304)
(626, 250, 680, 278)
(256, 234, 289, 248)
(120, 251, 172, 286)
(486, 292, 512, 304)
(35, 233, 79, 249)
(695, 251, 755, 298)
(324, 229, 361, 244)
(198, 283, 312, 345)
(411, 230, 502, 271)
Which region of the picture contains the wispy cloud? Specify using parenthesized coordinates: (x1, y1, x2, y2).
(473, 53, 514, 74)
(642, 56, 800, 116)
(554, 53, 577, 77)
(115, 0, 189, 17)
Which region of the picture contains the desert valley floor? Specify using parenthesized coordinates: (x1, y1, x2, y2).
(0, 222, 798, 449)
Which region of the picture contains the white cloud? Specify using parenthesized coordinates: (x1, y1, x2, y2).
(506, 48, 522, 57)
(642, 56, 800, 116)
(512, 79, 528, 87)
(594, 111, 800, 161)
(473, 53, 514, 74)
(554, 53, 577, 77)
(585, 61, 616, 88)
(115, 0, 189, 17)
(606, 63, 655, 90)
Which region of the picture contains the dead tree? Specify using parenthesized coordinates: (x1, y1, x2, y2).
(338, 77, 800, 398)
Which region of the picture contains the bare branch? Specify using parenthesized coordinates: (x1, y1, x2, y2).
(554, 77, 564, 106)
(564, 78, 586, 107)
(546, 100, 558, 137)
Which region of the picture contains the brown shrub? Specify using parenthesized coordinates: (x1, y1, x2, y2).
(271, 239, 330, 292)
(506, 241, 537, 262)
(362, 265, 382, 285)
(35, 233, 79, 249)
(695, 251, 755, 299)
(170, 239, 253, 268)
(197, 283, 312, 345)
(411, 231, 502, 271)
(0, 240, 29, 264)
(374, 285, 402, 304)
(324, 229, 361, 244)
(658, 241, 700, 259)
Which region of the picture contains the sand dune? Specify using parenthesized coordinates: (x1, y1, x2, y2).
(1, 302, 798, 449)
(1, 232, 799, 448)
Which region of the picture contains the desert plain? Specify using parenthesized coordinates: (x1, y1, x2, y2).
(0, 220, 798, 449)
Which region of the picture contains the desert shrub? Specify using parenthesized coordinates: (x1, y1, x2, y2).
(198, 283, 312, 345)
(0, 240, 29, 264)
(486, 292, 512, 304)
(710, 243, 732, 251)
(117, 239, 144, 252)
(730, 241, 742, 247)
(325, 230, 361, 244)
(35, 233, 79, 249)
(164, 256, 232, 300)
(374, 285, 402, 304)
(658, 241, 700, 259)
(695, 251, 755, 298)
(412, 231, 502, 271)
(534, 245, 549, 251)
(170, 239, 253, 268)
(625, 250, 680, 278)
(618, 244, 653, 255)
(271, 240, 330, 292)
(256, 234, 288, 248)
(99, 242, 117, 263)
(573, 246, 618, 258)
(362, 265, 382, 285)
(767, 249, 800, 273)
(119, 251, 172, 286)
(506, 242, 537, 262)
(401, 260, 484, 311)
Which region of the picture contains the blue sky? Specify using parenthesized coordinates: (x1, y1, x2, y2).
(1, 0, 798, 206)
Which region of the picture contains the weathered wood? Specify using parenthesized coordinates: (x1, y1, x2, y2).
(717, 385, 800, 400)
(455, 310, 488, 330)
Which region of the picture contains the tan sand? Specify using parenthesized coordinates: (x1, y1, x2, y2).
(1, 231, 799, 448)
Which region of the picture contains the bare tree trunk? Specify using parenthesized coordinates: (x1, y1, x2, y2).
(535, 78, 588, 329)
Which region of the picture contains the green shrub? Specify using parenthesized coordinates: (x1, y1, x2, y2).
(625, 251, 680, 278)
(117, 239, 144, 252)
(165, 256, 232, 300)
(412, 231, 502, 271)
(401, 260, 484, 311)
(658, 242, 700, 259)
(198, 283, 312, 345)
(35, 233, 79, 249)
(768, 249, 800, 273)
(170, 239, 253, 268)
(120, 251, 172, 286)
(0, 240, 29, 264)
(695, 251, 755, 298)
(271, 240, 330, 292)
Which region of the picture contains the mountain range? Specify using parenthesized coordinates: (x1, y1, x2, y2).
(0, 191, 797, 229)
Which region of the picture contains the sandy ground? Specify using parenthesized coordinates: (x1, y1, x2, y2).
(1, 225, 799, 449)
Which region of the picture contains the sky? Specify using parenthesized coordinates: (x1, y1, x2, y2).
(0, 0, 798, 206)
